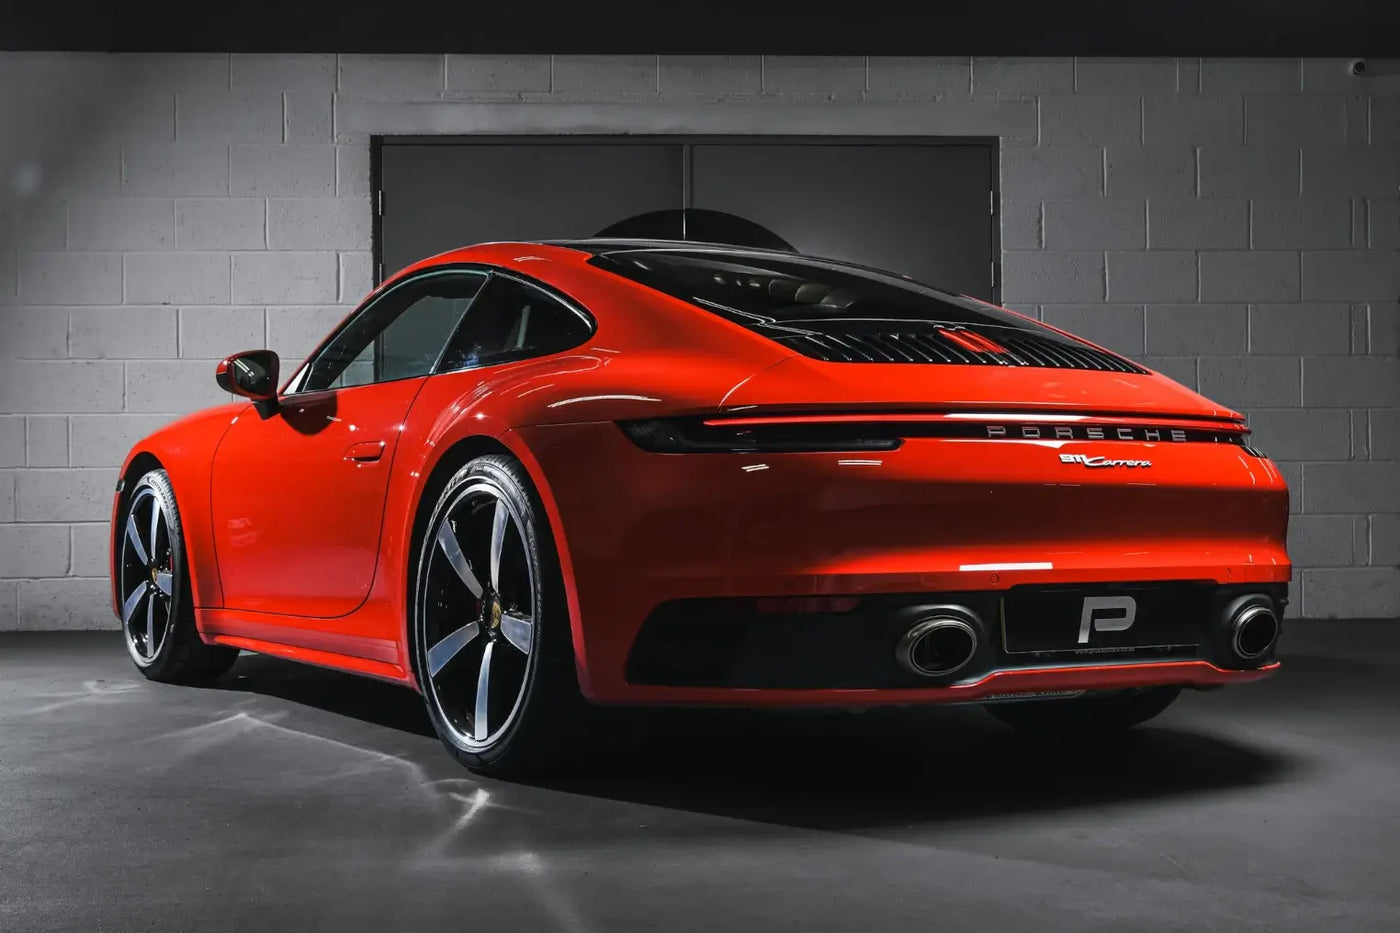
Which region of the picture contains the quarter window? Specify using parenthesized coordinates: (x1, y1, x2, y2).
(437, 274, 591, 373)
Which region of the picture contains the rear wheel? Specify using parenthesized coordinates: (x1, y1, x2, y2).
(984, 686, 1181, 735)
(118, 470, 240, 683)
(412, 455, 584, 777)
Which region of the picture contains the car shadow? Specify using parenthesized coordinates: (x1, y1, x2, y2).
(213, 652, 1302, 833)
(212, 652, 437, 738)
(537, 705, 1299, 831)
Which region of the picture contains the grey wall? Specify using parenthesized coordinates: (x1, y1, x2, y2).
(0, 53, 1397, 627)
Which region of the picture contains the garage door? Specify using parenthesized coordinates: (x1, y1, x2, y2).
(378, 138, 997, 300)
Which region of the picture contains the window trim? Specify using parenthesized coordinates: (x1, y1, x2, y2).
(280, 263, 595, 396)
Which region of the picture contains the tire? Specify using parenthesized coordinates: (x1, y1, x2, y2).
(117, 470, 240, 683)
(411, 454, 585, 777)
(984, 686, 1181, 735)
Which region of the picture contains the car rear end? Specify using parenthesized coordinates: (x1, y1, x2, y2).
(524, 246, 1289, 706)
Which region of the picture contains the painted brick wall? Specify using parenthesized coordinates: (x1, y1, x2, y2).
(1, 53, 1397, 627)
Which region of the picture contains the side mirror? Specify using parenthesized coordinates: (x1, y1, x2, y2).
(216, 350, 280, 405)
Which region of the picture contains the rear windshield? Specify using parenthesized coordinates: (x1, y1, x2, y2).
(587, 248, 1144, 373)
(589, 249, 1035, 331)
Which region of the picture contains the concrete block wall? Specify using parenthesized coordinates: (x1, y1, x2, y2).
(0, 53, 1397, 627)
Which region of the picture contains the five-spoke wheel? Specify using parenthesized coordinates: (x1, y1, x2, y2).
(414, 455, 581, 775)
(117, 470, 240, 682)
(420, 477, 537, 748)
(119, 483, 176, 666)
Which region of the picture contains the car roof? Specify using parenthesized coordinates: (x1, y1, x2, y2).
(539, 237, 801, 258)
(405, 238, 941, 299)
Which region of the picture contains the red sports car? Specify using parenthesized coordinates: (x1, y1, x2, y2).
(111, 240, 1289, 775)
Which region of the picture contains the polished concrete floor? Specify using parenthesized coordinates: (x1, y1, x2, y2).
(2, 623, 1398, 932)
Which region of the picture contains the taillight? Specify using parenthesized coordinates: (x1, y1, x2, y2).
(617, 417, 903, 453)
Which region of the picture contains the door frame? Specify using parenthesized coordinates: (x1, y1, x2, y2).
(370, 134, 1002, 303)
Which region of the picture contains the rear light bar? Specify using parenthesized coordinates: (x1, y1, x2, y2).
(618, 412, 1261, 454)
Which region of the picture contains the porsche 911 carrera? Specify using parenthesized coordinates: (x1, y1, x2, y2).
(111, 239, 1289, 775)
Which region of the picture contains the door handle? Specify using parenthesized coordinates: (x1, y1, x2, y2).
(343, 441, 386, 463)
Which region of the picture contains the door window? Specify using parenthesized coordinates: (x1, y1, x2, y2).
(298, 270, 487, 393)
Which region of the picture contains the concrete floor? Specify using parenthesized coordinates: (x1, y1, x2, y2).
(1, 624, 1397, 932)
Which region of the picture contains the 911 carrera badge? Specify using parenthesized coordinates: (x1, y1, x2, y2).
(1060, 453, 1152, 468)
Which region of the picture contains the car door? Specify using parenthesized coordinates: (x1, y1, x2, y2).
(209, 268, 488, 619)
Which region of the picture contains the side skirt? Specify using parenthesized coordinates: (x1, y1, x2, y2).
(198, 609, 412, 686)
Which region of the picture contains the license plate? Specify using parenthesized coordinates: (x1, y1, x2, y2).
(1001, 583, 1208, 655)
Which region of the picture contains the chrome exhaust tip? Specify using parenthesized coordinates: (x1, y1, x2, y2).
(1230, 603, 1280, 661)
(896, 612, 979, 678)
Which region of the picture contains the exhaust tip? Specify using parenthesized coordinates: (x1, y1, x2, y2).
(897, 614, 979, 678)
(1231, 604, 1280, 661)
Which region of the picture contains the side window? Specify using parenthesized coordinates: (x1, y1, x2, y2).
(299, 271, 487, 393)
(437, 274, 591, 372)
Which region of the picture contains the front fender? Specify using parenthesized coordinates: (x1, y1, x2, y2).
(110, 403, 247, 616)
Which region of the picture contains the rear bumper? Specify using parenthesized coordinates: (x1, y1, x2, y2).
(514, 421, 1291, 706)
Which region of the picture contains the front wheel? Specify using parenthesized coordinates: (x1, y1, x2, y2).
(412, 455, 584, 777)
(984, 686, 1181, 735)
(117, 470, 240, 683)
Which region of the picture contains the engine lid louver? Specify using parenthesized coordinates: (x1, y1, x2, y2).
(768, 324, 1146, 374)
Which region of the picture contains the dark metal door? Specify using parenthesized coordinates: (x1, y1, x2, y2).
(379, 143, 681, 277)
(378, 138, 996, 300)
